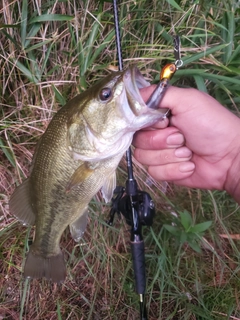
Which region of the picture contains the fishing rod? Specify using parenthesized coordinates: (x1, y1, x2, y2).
(111, 1, 148, 318)
(110, 1, 183, 319)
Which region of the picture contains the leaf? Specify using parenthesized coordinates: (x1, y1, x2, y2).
(175, 69, 240, 85)
(0, 23, 20, 28)
(21, 0, 28, 48)
(28, 50, 41, 81)
(182, 43, 228, 66)
(163, 224, 181, 237)
(188, 241, 202, 253)
(40, 41, 56, 76)
(0, 137, 16, 167)
(179, 231, 187, 244)
(221, 9, 235, 64)
(193, 75, 207, 93)
(154, 23, 173, 42)
(13, 59, 39, 84)
(29, 14, 74, 24)
(81, 13, 103, 76)
(179, 210, 192, 231)
(228, 44, 240, 65)
(24, 23, 42, 49)
(24, 39, 52, 53)
(52, 85, 66, 106)
(1, 29, 20, 49)
(88, 28, 116, 69)
(165, 0, 183, 12)
(189, 221, 212, 234)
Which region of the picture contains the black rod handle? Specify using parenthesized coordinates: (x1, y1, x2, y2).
(130, 240, 146, 294)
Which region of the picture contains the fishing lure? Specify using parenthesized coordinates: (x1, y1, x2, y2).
(146, 35, 183, 110)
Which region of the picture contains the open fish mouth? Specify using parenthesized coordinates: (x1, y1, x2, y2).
(127, 66, 151, 91)
(123, 66, 169, 115)
(122, 67, 150, 115)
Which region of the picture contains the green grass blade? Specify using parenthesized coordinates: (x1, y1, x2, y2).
(20, 278, 30, 320)
(40, 41, 55, 76)
(88, 28, 115, 67)
(166, 0, 183, 12)
(24, 39, 53, 53)
(193, 75, 207, 92)
(1, 29, 21, 49)
(20, 0, 28, 48)
(81, 13, 103, 75)
(29, 14, 74, 24)
(228, 44, 240, 64)
(2, 1, 240, 319)
(0, 23, 20, 28)
(221, 9, 235, 64)
(12, 59, 39, 83)
(52, 85, 67, 106)
(24, 23, 42, 49)
(182, 43, 228, 66)
(154, 22, 173, 42)
(0, 137, 16, 167)
(176, 69, 240, 86)
(28, 51, 41, 81)
(56, 300, 62, 320)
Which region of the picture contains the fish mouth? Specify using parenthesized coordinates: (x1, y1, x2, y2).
(123, 66, 168, 115)
(122, 67, 150, 115)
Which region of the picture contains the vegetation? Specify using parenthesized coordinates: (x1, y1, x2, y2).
(1, 0, 240, 319)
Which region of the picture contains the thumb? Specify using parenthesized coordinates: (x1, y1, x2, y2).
(140, 85, 181, 113)
(140, 85, 200, 114)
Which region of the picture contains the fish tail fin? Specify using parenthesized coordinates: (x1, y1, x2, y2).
(24, 249, 66, 283)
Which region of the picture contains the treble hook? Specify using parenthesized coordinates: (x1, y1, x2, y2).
(146, 35, 183, 110)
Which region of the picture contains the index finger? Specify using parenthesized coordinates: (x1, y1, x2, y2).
(133, 126, 183, 149)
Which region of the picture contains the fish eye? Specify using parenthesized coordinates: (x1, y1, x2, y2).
(99, 87, 112, 101)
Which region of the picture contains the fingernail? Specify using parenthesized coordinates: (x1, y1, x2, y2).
(166, 133, 184, 146)
(179, 162, 195, 173)
(175, 147, 192, 158)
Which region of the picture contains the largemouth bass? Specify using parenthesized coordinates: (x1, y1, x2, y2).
(9, 67, 168, 282)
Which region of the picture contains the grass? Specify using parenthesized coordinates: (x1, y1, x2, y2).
(1, 0, 240, 319)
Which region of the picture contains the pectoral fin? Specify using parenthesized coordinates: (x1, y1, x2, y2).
(66, 163, 94, 192)
(101, 171, 116, 203)
(9, 178, 36, 226)
(69, 207, 88, 242)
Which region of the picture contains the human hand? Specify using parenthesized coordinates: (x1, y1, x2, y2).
(135, 86, 240, 203)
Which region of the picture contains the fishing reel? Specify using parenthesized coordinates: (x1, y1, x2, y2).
(107, 186, 155, 227)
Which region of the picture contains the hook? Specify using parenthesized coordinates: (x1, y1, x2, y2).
(173, 35, 183, 69)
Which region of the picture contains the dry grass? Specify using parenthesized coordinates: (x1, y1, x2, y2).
(1, 0, 240, 319)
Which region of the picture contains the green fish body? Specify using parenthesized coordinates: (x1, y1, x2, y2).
(9, 67, 168, 282)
